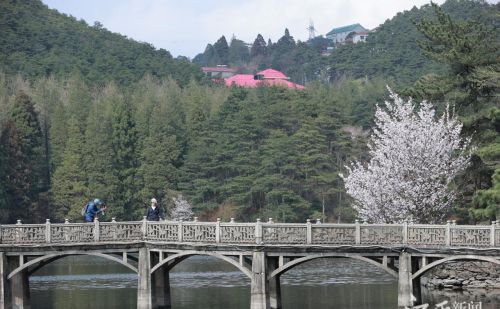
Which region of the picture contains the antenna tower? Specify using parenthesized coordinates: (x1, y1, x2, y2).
(307, 19, 316, 40)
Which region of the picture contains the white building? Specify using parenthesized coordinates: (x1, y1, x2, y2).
(325, 23, 370, 46)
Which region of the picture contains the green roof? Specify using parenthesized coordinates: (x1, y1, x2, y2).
(326, 23, 366, 36)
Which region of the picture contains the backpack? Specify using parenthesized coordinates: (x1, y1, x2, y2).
(81, 204, 88, 217)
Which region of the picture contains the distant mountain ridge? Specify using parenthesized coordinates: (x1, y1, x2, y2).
(193, 0, 497, 86)
(0, 0, 202, 86)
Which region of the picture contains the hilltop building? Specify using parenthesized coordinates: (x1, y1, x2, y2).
(224, 69, 304, 89)
(326, 23, 370, 46)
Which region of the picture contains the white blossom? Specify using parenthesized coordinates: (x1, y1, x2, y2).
(170, 195, 194, 221)
(343, 88, 472, 223)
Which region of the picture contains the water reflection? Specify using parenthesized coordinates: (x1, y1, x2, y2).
(28, 256, 498, 309)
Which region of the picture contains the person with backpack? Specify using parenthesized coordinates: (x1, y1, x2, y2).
(145, 198, 162, 221)
(83, 198, 106, 222)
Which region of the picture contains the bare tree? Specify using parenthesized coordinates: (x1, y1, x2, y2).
(170, 195, 194, 221)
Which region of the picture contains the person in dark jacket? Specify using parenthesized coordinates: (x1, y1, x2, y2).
(145, 198, 162, 221)
(84, 198, 106, 222)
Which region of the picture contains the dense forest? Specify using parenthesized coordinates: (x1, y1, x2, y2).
(0, 0, 498, 224)
(0, 0, 202, 86)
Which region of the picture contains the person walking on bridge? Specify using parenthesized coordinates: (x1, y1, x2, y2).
(84, 198, 106, 222)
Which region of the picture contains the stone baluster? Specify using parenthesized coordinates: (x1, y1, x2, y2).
(355, 219, 361, 245)
(64, 219, 70, 242)
(216, 218, 221, 244)
(178, 220, 183, 242)
(491, 221, 497, 247)
(445, 220, 451, 246)
(112, 217, 117, 241)
(255, 219, 262, 244)
(141, 216, 147, 240)
(306, 219, 312, 244)
(316, 218, 321, 224)
(94, 217, 100, 242)
(45, 219, 51, 243)
(15, 220, 21, 244)
(402, 219, 408, 245)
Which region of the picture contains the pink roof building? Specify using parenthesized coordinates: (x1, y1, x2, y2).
(224, 69, 304, 89)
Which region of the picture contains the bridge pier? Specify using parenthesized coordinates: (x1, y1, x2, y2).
(0, 253, 30, 309)
(250, 251, 270, 309)
(266, 257, 281, 309)
(412, 257, 422, 305)
(397, 252, 413, 308)
(0, 253, 11, 309)
(151, 253, 171, 309)
(138, 247, 152, 309)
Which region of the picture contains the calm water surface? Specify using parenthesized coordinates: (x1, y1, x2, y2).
(29, 256, 499, 309)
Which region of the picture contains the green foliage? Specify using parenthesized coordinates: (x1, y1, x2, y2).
(111, 91, 139, 220)
(0, 0, 202, 86)
(229, 37, 250, 66)
(411, 1, 498, 105)
(213, 36, 230, 65)
(471, 168, 500, 222)
(0, 92, 45, 222)
(177, 84, 375, 222)
(409, 1, 499, 222)
(250, 34, 267, 58)
(50, 117, 88, 221)
(137, 103, 182, 215)
(83, 85, 120, 221)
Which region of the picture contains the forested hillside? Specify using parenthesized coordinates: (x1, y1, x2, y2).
(0, 0, 497, 225)
(0, 0, 202, 86)
(0, 74, 388, 223)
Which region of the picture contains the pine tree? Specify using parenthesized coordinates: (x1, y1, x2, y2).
(412, 2, 500, 221)
(51, 117, 88, 221)
(229, 36, 250, 66)
(213, 36, 229, 65)
(292, 120, 335, 220)
(251, 34, 267, 58)
(84, 85, 121, 220)
(254, 129, 309, 222)
(137, 103, 182, 216)
(111, 92, 139, 220)
(0, 92, 44, 222)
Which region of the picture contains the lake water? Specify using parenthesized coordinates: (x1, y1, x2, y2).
(28, 256, 499, 308)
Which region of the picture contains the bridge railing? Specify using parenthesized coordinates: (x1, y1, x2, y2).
(0, 218, 498, 248)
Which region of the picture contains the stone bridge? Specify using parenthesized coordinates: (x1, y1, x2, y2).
(0, 218, 499, 309)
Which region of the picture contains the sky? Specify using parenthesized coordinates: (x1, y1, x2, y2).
(41, 0, 490, 58)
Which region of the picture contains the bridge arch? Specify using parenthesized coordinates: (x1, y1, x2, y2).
(268, 254, 398, 280)
(412, 255, 500, 280)
(150, 250, 252, 280)
(8, 251, 138, 280)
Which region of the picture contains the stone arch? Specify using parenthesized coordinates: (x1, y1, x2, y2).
(268, 254, 398, 280)
(8, 251, 138, 280)
(411, 255, 500, 280)
(150, 250, 252, 279)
